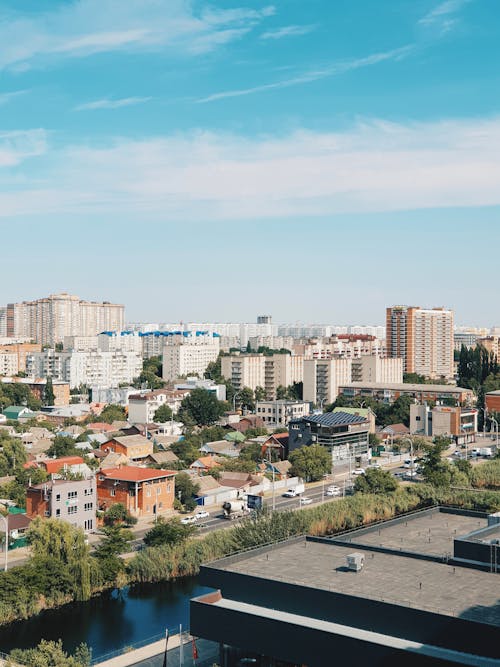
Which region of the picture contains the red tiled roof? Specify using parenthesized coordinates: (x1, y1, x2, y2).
(190, 456, 221, 469)
(41, 456, 84, 473)
(99, 466, 176, 482)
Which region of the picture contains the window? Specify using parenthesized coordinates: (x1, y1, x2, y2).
(56, 509, 61, 517)
(67, 506, 77, 515)
(146, 488, 151, 497)
(84, 488, 93, 496)
(67, 491, 77, 499)
(84, 503, 93, 511)
(110, 489, 116, 497)
(55, 494, 61, 501)
(156, 487, 161, 495)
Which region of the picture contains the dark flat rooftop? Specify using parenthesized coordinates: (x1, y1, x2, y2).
(339, 511, 486, 557)
(217, 538, 500, 626)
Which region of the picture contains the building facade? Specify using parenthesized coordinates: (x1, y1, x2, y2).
(255, 400, 311, 429)
(96, 467, 176, 517)
(302, 358, 352, 405)
(6, 293, 124, 346)
(26, 477, 96, 532)
(162, 333, 220, 382)
(128, 389, 188, 423)
(351, 356, 403, 384)
(386, 305, 454, 379)
(221, 353, 304, 399)
(339, 382, 472, 405)
(410, 404, 478, 444)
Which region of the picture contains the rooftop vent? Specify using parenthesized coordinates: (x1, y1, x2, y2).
(347, 552, 365, 572)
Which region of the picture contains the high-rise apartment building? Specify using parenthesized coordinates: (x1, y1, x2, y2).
(302, 358, 352, 405)
(6, 293, 124, 346)
(220, 352, 304, 399)
(386, 306, 454, 379)
(162, 332, 220, 382)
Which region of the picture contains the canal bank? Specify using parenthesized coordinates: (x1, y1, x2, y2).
(0, 579, 212, 661)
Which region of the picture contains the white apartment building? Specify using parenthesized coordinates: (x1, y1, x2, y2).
(140, 332, 172, 359)
(351, 357, 403, 384)
(248, 336, 295, 351)
(6, 293, 124, 346)
(255, 400, 311, 429)
(0, 352, 18, 376)
(97, 331, 142, 354)
(128, 389, 188, 424)
(303, 358, 352, 405)
(26, 350, 142, 389)
(221, 353, 304, 399)
(162, 333, 220, 382)
(0, 308, 6, 337)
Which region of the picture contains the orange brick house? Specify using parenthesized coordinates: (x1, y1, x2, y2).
(97, 466, 176, 517)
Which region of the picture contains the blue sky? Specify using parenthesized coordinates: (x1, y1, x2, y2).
(0, 0, 499, 325)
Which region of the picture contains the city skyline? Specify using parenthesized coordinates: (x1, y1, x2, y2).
(0, 0, 499, 322)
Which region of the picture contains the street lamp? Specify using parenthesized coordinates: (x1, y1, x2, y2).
(262, 459, 276, 511)
(0, 514, 8, 571)
(232, 390, 243, 413)
(491, 416, 499, 449)
(480, 407, 488, 438)
(400, 437, 414, 477)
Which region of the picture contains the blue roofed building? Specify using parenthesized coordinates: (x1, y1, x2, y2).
(288, 410, 370, 462)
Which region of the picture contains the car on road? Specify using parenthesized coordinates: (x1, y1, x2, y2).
(194, 510, 210, 521)
(403, 470, 419, 480)
(300, 497, 313, 505)
(326, 485, 341, 497)
(352, 468, 365, 476)
(180, 515, 196, 525)
(367, 461, 381, 469)
(403, 458, 417, 469)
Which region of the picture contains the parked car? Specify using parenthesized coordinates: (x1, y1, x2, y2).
(367, 461, 381, 469)
(403, 458, 417, 469)
(300, 497, 313, 505)
(352, 468, 365, 476)
(194, 510, 210, 521)
(180, 515, 196, 525)
(326, 485, 341, 497)
(403, 470, 419, 480)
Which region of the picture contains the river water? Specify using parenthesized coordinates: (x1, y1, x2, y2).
(0, 578, 212, 661)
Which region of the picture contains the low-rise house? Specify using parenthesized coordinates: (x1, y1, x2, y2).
(190, 456, 222, 473)
(380, 423, 410, 443)
(261, 433, 289, 461)
(26, 477, 97, 531)
(217, 471, 262, 494)
(100, 452, 129, 469)
(232, 415, 265, 433)
(6, 513, 32, 545)
(258, 460, 292, 480)
(102, 434, 153, 462)
(144, 451, 180, 466)
(97, 466, 176, 517)
(38, 456, 91, 478)
(87, 422, 116, 433)
(2, 405, 36, 421)
(153, 434, 181, 450)
(199, 440, 244, 458)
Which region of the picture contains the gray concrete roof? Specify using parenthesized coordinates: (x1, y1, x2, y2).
(216, 538, 500, 626)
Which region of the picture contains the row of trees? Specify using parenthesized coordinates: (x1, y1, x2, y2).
(329, 393, 416, 427)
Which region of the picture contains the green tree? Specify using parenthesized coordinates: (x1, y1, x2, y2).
(276, 385, 287, 400)
(174, 472, 200, 509)
(143, 517, 196, 547)
(43, 377, 56, 406)
(27, 518, 91, 601)
(240, 441, 264, 462)
(178, 388, 225, 426)
(254, 386, 266, 401)
(420, 437, 452, 487)
(354, 468, 398, 494)
(10, 639, 91, 667)
(154, 404, 173, 423)
(97, 404, 127, 424)
(93, 526, 133, 583)
(103, 502, 138, 527)
(237, 387, 255, 411)
(47, 435, 80, 458)
(288, 445, 330, 482)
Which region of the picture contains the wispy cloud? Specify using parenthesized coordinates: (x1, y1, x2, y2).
(1, 116, 500, 219)
(419, 0, 471, 32)
(0, 90, 29, 106)
(0, 130, 47, 168)
(0, 1, 275, 70)
(197, 45, 413, 103)
(74, 96, 152, 111)
(261, 24, 316, 40)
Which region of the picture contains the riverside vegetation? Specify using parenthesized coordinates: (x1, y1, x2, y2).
(1, 482, 499, 627)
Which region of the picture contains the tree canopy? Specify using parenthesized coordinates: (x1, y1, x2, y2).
(178, 388, 226, 426)
(154, 404, 173, 423)
(288, 445, 330, 482)
(354, 468, 398, 494)
(144, 517, 196, 547)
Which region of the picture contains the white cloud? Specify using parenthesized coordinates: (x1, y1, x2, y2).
(260, 24, 316, 40)
(197, 46, 413, 103)
(419, 0, 471, 31)
(0, 0, 275, 70)
(0, 129, 47, 168)
(74, 97, 152, 111)
(1, 117, 500, 219)
(0, 90, 29, 107)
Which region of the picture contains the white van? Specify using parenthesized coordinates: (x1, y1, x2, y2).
(403, 458, 417, 469)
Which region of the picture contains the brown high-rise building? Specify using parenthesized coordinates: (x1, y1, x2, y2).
(386, 306, 454, 380)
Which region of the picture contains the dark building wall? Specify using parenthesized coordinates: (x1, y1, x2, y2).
(198, 566, 499, 660)
(191, 598, 471, 667)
